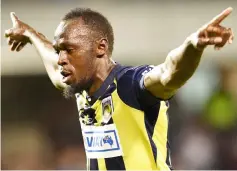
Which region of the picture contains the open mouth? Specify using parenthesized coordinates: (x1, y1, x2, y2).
(61, 71, 71, 77)
(61, 71, 72, 83)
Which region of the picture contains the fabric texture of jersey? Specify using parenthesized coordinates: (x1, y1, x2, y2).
(75, 64, 172, 170)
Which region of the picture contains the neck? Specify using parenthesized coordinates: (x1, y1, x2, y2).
(88, 58, 116, 96)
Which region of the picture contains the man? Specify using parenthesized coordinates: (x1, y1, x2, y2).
(5, 7, 234, 170)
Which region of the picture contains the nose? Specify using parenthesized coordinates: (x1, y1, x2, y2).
(57, 51, 68, 66)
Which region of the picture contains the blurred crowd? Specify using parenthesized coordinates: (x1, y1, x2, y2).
(170, 61, 237, 169)
(1, 61, 237, 170)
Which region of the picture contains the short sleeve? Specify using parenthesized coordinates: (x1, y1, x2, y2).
(134, 65, 163, 108)
(116, 65, 162, 109)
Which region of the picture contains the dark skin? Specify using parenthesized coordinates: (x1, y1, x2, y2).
(5, 9, 234, 99)
(5, 13, 115, 96)
(53, 19, 115, 96)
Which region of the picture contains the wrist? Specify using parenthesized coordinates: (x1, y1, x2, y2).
(24, 28, 37, 44)
(186, 32, 205, 51)
(23, 28, 36, 37)
(24, 28, 47, 45)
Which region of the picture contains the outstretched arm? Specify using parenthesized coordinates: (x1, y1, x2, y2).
(5, 12, 66, 90)
(144, 7, 234, 100)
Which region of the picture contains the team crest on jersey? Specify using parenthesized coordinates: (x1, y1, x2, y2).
(82, 124, 123, 159)
(101, 96, 114, 124)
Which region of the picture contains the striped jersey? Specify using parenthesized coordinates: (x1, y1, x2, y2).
(75, 64, 172, 170)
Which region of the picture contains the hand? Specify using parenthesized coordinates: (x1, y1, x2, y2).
(195, 7, 234, 50)
(5, 12, 32, 52)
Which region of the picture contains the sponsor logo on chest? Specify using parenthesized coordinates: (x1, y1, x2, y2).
(84, 130, 118, 151)
(82, 124, 123, 159)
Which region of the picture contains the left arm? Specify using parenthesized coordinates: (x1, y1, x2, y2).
(144, 7, 234, 100)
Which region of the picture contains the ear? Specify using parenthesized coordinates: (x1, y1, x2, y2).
(96, 38, 108, 58)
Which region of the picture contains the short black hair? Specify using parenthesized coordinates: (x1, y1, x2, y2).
(63, 8, 114, 56)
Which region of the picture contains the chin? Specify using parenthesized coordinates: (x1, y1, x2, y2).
(63, 84, 79, 99)
(62, 78, 93, 99)
(62, 80, 85, 99)
(63, 77, 75, 85)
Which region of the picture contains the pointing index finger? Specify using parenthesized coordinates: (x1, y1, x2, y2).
(209, 7, 233, 26)
(10, 12, 19, 26)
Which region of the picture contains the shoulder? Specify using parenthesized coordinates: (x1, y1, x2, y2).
(114, 64, 156, 110)
(116, 65, 155, 82)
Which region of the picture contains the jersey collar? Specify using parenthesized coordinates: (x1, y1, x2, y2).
(88, 63, 122, 105)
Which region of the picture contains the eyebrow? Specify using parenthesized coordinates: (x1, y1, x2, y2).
(54, 40, 77, 51)
(53, 38, 67, 49)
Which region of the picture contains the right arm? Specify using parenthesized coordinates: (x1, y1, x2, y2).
(5, 12, 66, 90)
(24, 29, 67, 90)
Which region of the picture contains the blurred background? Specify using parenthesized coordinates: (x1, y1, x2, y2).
(1, 0, 237, 170)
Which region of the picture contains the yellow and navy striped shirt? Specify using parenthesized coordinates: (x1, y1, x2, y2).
(76, 64, 172, 170)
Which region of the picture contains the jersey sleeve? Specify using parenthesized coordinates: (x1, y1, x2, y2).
(116, 65, 163, 109)
(133, 65, 163, 108)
